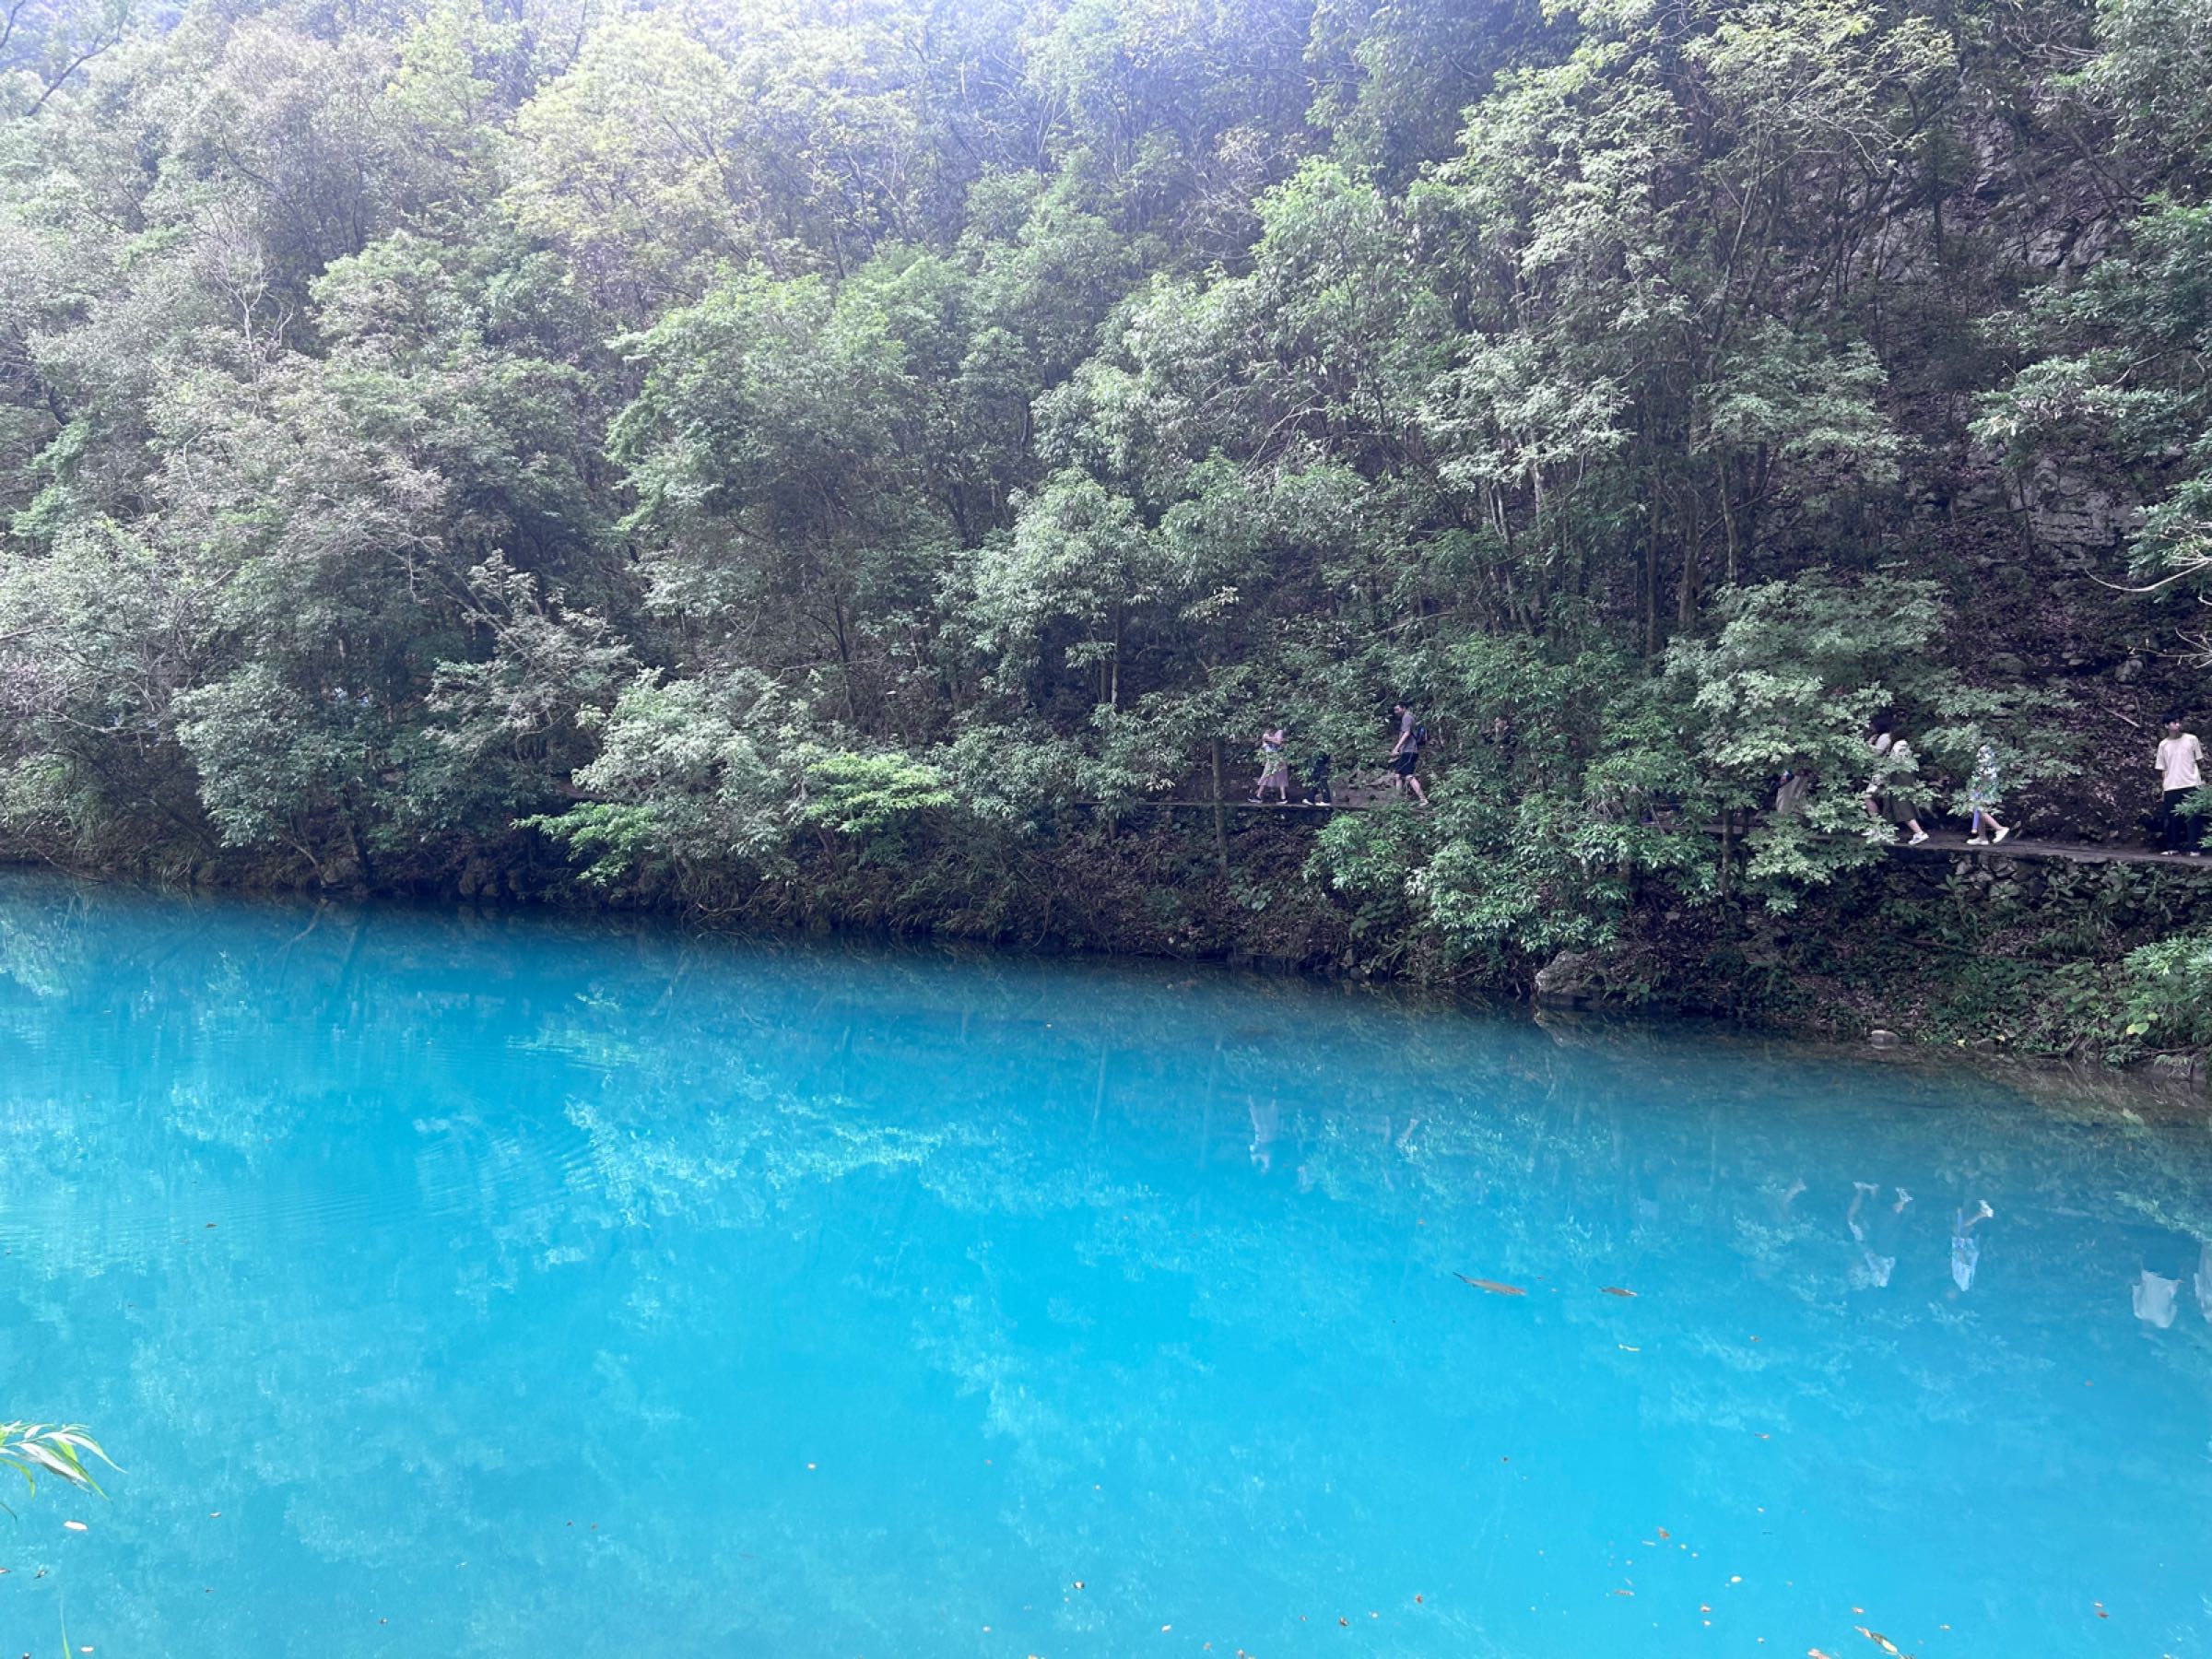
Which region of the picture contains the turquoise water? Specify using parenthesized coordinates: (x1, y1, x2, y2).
(0, 876, 2208, 1656)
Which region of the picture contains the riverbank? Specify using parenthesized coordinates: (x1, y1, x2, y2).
(17, 803, 2212, 1077)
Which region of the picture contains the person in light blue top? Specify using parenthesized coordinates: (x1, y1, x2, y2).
(1252, 725, 1292, 803)
(1966, 744, 2013, 846)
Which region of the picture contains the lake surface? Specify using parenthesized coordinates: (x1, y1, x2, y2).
(0, 874, 2207, 1656)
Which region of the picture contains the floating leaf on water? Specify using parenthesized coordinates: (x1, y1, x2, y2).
(1656, 1528, 1670, 1540)
(63, 1520, 86, 1531)
(1455, 1275, 1527, 1296)
(1600, 1287, 1637, 1298)
(1853, 1626, 1907, 1657)
(1618, 1344, 1641, 1352)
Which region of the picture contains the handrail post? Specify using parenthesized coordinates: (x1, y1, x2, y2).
(1210, 739, 1230, 877)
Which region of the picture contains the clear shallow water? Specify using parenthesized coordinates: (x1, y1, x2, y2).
(0, 876, 2208, 1657)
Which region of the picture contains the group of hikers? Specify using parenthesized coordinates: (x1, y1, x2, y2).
(1246, 702, 2210, 853)
(1791, 708, 2207, 854)
(1251, 702, 1429, 808)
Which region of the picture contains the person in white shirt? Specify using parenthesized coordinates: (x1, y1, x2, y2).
(2154, 712, 2204, 855)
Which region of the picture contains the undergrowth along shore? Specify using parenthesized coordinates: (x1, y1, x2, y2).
(22, 806, 2212, 1077)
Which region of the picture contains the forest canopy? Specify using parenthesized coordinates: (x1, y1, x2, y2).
(2, 0, 2209, 977)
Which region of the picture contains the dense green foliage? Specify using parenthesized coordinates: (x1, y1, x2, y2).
(3, 0, 2210, 1038)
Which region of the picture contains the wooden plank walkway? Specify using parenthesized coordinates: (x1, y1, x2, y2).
(1884, 830, 2208, 870)
(1065, 800, 2212, 872)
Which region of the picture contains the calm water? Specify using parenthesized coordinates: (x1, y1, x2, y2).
(0, 876, 2207, 1656)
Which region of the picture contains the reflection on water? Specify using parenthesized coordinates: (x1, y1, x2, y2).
(0, 873, 2208, 1656)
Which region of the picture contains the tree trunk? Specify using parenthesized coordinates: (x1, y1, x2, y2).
(1676, 487, 1701, 633)
(1643, 483, 1662, 659)
(1110, 605, 1122, 710)
(1719, 467, 1740, 588)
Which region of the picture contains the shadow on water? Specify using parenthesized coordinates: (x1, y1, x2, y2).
(0, 869, 2207, 1657)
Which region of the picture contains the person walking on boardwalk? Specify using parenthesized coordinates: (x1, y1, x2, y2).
(1861, 715, 1894, 822)
(1303, 750, 1334, 807)
(1965, 745, 2012, 846)
(2155, 712, 2204, 855)
(1253, 725, 1292, 804)
(1390, 703, 1429, 806)
(1773, 765, 1814, 818)
(1862, 713, 1928, 846)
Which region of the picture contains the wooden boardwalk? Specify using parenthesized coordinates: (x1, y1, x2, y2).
(1884, 829, 2208, 870)
(1067, 800, 2212, 872)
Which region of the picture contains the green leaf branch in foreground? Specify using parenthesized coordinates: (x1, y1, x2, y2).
(0, 1422, 116, 1510)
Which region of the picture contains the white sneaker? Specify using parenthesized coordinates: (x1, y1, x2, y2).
(1966, 836, 1989, 847)
(1992, 826, 2010, 844)
(1907, 830, 1930, 846)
